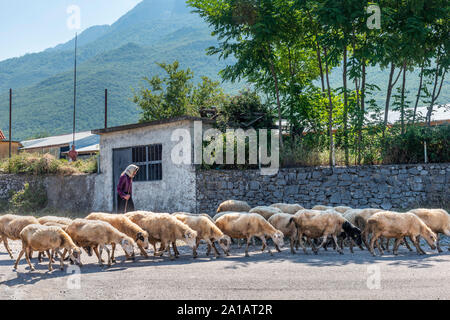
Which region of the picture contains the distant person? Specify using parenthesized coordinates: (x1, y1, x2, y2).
(117, 164, 139, 213)
(68, 145, 78, 162)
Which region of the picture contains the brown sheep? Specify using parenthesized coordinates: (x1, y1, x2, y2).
(270, 203, 304, 214)
(86, 212, 150, 259)
(366, 211, 437, 256)
(292, 210, 362, 255)
(125, 211, 175, 255)
(38, 216, 73, 226)
(173, 213, 231, 258)
(268, 213, 298, 254)
(408, 208, 450, 253)
(130, 214, 197, 260)
(172, 212, 215, 223)
(0, 214, 40, 259)
(249, 206, 283, 220)
(216, 200, 251, 213)
(215, 213, 284, 257)
(311, 205, 333, 211)
(333, 206, 353, 214)
(65, 219, 135, 266)
(14, 224, 81, 272)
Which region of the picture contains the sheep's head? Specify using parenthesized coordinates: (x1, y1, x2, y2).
(271, 231, 284, 248)
(422, 228, 437, 250)
(342, 221, 362, 246)
(135, 231, 149, 249)
(121, 238, 135, 256)
(70, 247, 82, 266)
(184, 230, 197, 249)
(218, 235, 231, 253)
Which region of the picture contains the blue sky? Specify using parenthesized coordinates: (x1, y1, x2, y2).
(0, 0, 142, 61)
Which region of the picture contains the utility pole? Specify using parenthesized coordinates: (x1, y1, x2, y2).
(105, 89, 108, 129)
(9, 88, 12, 158)
(73, 32, 78, 147)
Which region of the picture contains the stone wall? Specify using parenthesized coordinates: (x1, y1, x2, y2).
(0, 174, 98, 213)
(196, 164, 450, 214)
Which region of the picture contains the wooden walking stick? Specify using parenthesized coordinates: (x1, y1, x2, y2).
(124, 180, 132, 213)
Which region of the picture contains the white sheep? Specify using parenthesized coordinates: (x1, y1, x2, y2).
(14, 224, 81, 272)
(216, 200, 251, 213)
(366, 211, 437, 256)
(215, 213, 284, 257)
(173, 213, 231, 258)
(65, 219, 135, 266)
(0, 214, 40, 259)
(270, 203, 304, 214)
(311, 205, 333, 211)
(268, 213, 298, 254)
(333, 206, 353, 214)
(249, 206, 283, 220)
(86, 212, 150, 259)
(128, 214, 197, 260)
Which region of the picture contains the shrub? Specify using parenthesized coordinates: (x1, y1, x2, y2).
(9, 182, 48, 213)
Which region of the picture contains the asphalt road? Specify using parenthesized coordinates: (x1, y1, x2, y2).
(0, 239, 449, 300)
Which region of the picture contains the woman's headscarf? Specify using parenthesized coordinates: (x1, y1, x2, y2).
(121, 164, 139, 178)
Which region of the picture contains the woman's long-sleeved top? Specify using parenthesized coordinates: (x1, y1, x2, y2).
(117, 174, 132, 199)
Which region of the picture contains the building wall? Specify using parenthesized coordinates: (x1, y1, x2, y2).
(0, 142, 20, 159)
(196, 164, 450, 214)
(93, 120, 199, 213)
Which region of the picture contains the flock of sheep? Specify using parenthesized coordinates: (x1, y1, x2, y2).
(0, 199, 449, 272)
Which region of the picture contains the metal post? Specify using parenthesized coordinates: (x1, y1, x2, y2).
(105, 89, 108, 129)
(73, 32, 77, 147)
(9, 88, 12, 158)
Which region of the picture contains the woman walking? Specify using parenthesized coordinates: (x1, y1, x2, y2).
(117, 164, 139, 213)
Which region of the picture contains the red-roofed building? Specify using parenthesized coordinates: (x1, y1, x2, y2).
(0, 129, 5, 141)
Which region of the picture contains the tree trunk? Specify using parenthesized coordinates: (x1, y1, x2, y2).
(324, 48, 335, 167)
(383, 63, 402, 137)
(343, 46, 349, 166)
(412, 64, 424, 124)
(426, 59, 446, 126)
(357, 61, 366, 164)
(400, 61, 407, 134)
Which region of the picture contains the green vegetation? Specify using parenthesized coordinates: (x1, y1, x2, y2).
(9, 182, 48, 213)
(0, 153, 98, 175)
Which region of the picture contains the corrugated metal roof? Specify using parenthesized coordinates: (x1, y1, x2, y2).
(21, 131, 99, 150)
(61, 144, 99, 154)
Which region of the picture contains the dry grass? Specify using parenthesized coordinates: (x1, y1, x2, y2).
(0, 152, 97, 175)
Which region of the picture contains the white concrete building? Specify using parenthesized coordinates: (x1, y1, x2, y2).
(92, 116, 212, 213)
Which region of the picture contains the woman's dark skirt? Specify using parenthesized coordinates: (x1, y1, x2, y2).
(117, 195, 135, 213)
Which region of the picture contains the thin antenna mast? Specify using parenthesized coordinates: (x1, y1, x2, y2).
(73, 32, 78, 147)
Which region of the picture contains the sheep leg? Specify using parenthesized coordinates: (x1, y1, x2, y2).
(206, 243, 211, 256)
(402, 237, 413, 252)
(24, 248, 35, 271)
(55, 249, 65, 270)
(166, 243, 175, 260)
(137, 244, 149, 257)
(260, 236, 273, 256)
(362, 231, 371, 250)
(93, 246, 103, 266)
(252, 237, 256, 247)
(349, 239, 354, 253)
(172, 242, 180, 257)
(102, 245, 111, 266)
(435, 233, 443, 253)
(110, 243, 116, 263)
(13, 248, 26, 270)
(392, 238, 402, 255)
(313, 236, 328, 255)
(333, 235, 343, 254)
(299, 236, 308, 254)
(369, 234, 379, 256)
(385, 238, 391, 252)
(193, 238, 200, 258)
(47, 250, 54, 271)
(211, 240, 223, 256)
(289, 236, 295, 254)
(2, 236, 14, 259)
(38, 251, 43, 263)
(244, 237, 251, 257)
(205, 239, 218, 258)
(412, 236, 426, 255)
(237, 238, 242, 248)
